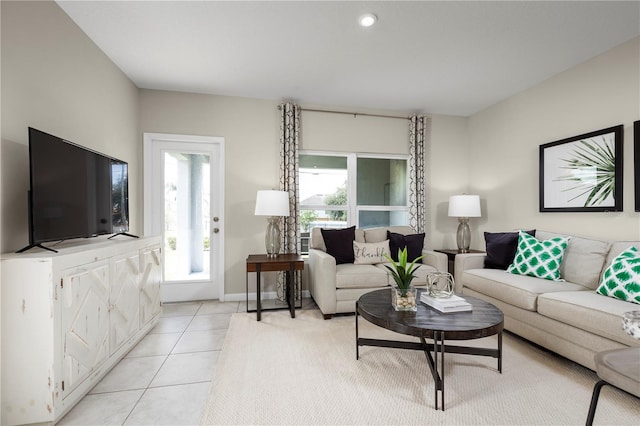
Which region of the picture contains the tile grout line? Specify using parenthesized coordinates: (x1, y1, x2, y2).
(120, 302, 203, 425)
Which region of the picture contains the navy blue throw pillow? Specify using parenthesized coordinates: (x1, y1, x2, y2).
(321, 226, 356, 264)
(484, 230, 536, 270)
(387, 231, 425, 263)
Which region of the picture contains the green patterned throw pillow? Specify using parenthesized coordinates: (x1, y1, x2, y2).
(506, 231, 569, 281)
(596, 246, 640, 304)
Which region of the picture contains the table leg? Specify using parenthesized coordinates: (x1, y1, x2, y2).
(422, 332, 445, 410)
(289, 263, 295, 318)
(245, 268, 249, 315)
(256, 264, 262, 321)
(498, 331, 503, 373)
(355, 303, 360, 360)
(438, 331, 445, 411)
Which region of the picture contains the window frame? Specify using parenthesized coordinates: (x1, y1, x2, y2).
(299, 150, 410, 230)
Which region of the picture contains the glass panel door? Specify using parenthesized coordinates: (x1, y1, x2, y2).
(144, 134, 224, 302)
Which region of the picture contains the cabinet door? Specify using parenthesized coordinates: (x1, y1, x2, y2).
(61, 261, 110, 397)
(110, 252, 140, 354)
(140, 245, 162, 326)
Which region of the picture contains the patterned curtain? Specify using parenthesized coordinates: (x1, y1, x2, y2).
(409, 115, 426, 233)
(277, 102, 301, 300)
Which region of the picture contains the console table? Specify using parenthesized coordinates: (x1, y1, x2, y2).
(1, 236, 162, 425)
(246, 254, 304, 321)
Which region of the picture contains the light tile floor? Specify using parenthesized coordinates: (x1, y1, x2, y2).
(59, 298, 314, 425)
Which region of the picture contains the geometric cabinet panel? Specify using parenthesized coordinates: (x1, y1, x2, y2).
(109, 253, 141, 355)
(140, 245, 162, 327)
(61, 262, 110, 397)
(1, 236, 162, 426)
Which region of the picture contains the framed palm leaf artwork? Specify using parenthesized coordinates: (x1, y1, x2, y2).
(539, 125, 623, 212)
(635, 121, 639, 212)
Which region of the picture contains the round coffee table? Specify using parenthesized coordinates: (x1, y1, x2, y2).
(356, 288, 504, 410)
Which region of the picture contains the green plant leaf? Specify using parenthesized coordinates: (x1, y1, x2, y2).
(553, 136, 616, 207)
(383, 247, 423, 289)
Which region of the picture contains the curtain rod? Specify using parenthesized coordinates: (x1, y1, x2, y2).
(278, 104, 410, 121)
(302, 108, 410, 121)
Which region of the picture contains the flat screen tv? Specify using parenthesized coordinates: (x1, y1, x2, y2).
(18, 128, 135, 253)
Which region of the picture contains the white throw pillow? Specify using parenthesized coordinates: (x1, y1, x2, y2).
(353, 240, 390, 265)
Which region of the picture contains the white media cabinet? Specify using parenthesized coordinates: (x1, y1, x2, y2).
(1, 236, 162, 425)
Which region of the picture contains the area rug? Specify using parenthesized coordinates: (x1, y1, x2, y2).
(201, 308, 638, 425)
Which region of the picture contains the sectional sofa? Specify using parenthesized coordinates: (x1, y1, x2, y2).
(455, 230, 640, 370)
(308, 225, 448, 319)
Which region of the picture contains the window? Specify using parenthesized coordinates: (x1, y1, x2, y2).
(299, 152, 409, 254)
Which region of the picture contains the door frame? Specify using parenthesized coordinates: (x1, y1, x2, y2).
(143, 132, 225, 302)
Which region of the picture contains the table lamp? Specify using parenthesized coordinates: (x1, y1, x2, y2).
(255, 190, 290, 257)
(448, 194, 481, 253)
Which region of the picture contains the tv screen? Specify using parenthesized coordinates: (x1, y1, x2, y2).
(24, 127, 129, 250)
(110, 160, 129, 234)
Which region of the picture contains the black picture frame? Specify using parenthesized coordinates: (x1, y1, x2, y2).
(539, 125, 623, 212)
(635, 121, 640, 212)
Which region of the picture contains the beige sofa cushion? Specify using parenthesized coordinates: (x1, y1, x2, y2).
(363, 226, 414, 243)
(335, 263, 388, 289)
(536, 231, 611, 289)
(462, 268, 589, 311)
(537, 291, 640, 346)
(605, 241, 640, 268)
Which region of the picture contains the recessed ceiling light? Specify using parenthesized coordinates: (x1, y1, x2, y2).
(359, 13, 377, 27)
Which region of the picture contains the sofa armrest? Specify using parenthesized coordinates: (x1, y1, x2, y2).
(422, 249, 448, 273)
(454, 253, 487, 292)
(308, 248, 338, 316)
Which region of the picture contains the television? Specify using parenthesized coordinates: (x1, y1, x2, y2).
(17, 128, 134, 253)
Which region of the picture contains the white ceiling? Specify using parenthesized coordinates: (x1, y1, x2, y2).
(56, 1, 640, 117)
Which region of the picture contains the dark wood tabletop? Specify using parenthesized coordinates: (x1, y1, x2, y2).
(246, 253, 304, 272)
(357, 288, 503, 340)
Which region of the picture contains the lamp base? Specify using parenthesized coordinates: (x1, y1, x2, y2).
(265, 216, 281, 257)
(456, 217, 471, 253)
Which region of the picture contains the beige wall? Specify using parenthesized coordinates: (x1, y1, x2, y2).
(467, 36, 640, 246)
(138, 93, 462, 297)
(1, 0, 140, 252)
(301, 107, 409, 154)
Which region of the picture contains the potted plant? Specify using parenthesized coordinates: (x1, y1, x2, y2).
(384, 248, 423, 311)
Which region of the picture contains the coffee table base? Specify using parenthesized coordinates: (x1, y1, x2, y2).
(356, 309, 502, 411)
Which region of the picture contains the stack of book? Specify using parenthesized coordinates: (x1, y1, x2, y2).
(420, 293, 472, 313)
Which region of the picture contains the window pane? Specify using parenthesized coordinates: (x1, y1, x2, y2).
(359, 210, 408, 229)
(163, 151, 210, 282)
(357, 158, 407, 206)
(299, 155, 348, 208)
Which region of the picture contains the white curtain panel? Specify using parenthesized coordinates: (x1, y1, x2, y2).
(409, 115, 426, 233)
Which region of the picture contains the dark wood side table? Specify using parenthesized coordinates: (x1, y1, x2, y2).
(246, 254, 304, 321)
(434, 249, 485, 275)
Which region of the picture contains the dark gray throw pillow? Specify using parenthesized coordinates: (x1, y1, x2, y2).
(387, 231, 425, 263)
(321, 226, 356, 264)
(484, 230, 536, 269)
